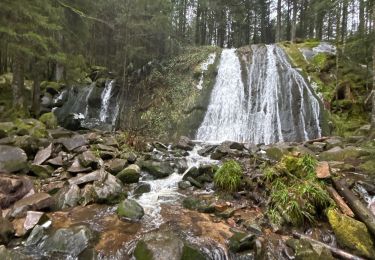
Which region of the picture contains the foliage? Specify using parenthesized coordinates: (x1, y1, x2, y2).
(214, 160, 243, 192)
(264, 154, 333, 226)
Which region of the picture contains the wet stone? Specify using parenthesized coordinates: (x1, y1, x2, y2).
(117, 199, 144, 221)
(133, 183, 151, 196)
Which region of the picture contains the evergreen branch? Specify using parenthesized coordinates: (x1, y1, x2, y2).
(56, 0, 114, 30)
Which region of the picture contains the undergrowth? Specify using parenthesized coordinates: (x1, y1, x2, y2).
(264, 154, 333, 227)
(214, 160, 243, 192)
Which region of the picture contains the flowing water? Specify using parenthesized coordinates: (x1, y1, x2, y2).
(197, 45, 322, 144)
(100, 80, 115, 123)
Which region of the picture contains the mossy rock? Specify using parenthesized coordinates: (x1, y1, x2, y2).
(39, 112, 58, 129)
(134, 240, 153, 260)
(319, 146, 367, 161)
(359, 160, 375, 176)
(116, 165, 141, 184)
(286, 238, 335, 260)
(13, 118, 48, 138)
(30, 164, 54, 178)
(228, 232, 255, 253)
(117, 199, 144, 221)
(327, 209, 375, 258)
(181, 244, 206, 260)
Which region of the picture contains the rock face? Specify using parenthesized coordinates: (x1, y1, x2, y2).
(117, 199, 144, 221)
(327, 209, 375, 258)
(0, 145, 28, 173)
(117, 164, 141, 184)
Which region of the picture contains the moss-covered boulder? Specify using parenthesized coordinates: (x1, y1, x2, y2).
(140, 161, 174, 178)
(134, 240, 153, 260)
(319, 146, 367, 161)
(116, 164, 141, 184)
(286, 238, 335, 260)
(0, 145, 28, 173)
(228, 232, 255, 253)
(327, 209, 375, 258)
(117, 199, 144, 221)
(13, 118, 48, 138)
(30, 164, 54, 178)
(39, 112, 58, 129)
(181, 244, 206, 260)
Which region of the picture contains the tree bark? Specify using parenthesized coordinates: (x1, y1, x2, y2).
(290, 0, 297, 42)
(372, 4, 375, 130)
(11, 54, 25, 109)
(276, 0, 282, 42)
(31, 76, 41, 118)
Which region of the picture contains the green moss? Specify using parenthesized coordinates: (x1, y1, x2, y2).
(311, 53, 327, 71)
(13, 118, 48, 138)
(327, 209, 375, 258)
(265, 154, 333, 226)
(181, 245, 206, 260)
(134, 240, 153, 260)
(214, 160, 243, 192)
(39, 112, 58, 129)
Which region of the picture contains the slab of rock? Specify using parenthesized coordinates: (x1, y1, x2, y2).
(0, 145, 28, 173)
(24, 211, 49, 232)
(67, 158, 91, 173)
(80, 184, 97, 206)
(106, 158, 127, 174)
(30, 164, 54, 178)
(54, 184, 81, 210)
(117, 199, 144, 221)
(47, 155, 64, 167)
(117, 165, 141, 184)
(141, 161, 174, 178)
(8, 192, 54, 218)
(316, 161, 331, 179)
(93, 171, 123, 204)
(59, 135, 88, 151)
(79, 151, 98, 168)
(96, 144, 117, 153)
(25, 225, 46, 246)
(69, 170, 103, 186)
(0, 175, 33, 209)
(33, 143, 53, 165)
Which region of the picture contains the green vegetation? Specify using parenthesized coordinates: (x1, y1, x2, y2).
(214, 160, 243, 192)
(264, 154, 333, 226)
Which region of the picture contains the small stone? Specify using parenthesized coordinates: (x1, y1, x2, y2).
(316, 161, 331, 179)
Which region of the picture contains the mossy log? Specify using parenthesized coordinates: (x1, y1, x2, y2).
(333, 179, 375, 236)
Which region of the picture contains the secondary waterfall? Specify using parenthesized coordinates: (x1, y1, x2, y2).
(100, 80, 115, 123)
(197, 45, 322, 144)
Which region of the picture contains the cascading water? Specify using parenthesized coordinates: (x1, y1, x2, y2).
(100, 80, 115, 123)
(197, 45, 322, 144)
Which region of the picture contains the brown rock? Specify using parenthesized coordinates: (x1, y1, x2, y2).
(68, 170, 103, 186)
(0, 175, 33, 209)
(24, 211, 49, 231)
(316, 161, 331, 179)
(33, 143, 53, 165)
(8, 193, 54, 219)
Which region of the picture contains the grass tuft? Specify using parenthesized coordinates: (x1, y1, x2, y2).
(214, 160, 243, 192)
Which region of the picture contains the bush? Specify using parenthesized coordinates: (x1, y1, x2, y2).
(264, 154, 333, 226)
(214, 160, 243, 192)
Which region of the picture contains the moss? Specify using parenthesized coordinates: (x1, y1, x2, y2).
(13, 118, 48, 138)
(319, 146, 367, 161)
(39, 112, 58, 129)
(134, 240, 153, 260)
(327, 209, 375, 258)
(311, 53, 327, 71)
(214, 160, 243, 192)
(181, 245, 206, 260)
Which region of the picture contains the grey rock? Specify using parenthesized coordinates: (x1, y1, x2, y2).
(117, 164, 141, 184)
(79, 151, 98, 168)
(25, 225, 46, 247)
(69, 170, 103, 186)
(93, 170, 124, 204)
(176, 136, 194, 151)
(33, 143, 53, 165)
(141, 160, 174, 178)
(67, 157, 92, 173)
(30, 164, 54, 178)
(59, 135, 88, 151)
(117, 199, 144, 221)
(106, 158, 127, 174)
(0, 145, 28, 173)
(8, 193, 54, 218)
(133, 183, 151, 196)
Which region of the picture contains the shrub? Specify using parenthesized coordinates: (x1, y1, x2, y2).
(214, 160, 243, 192)
(264, 154, 333, 226)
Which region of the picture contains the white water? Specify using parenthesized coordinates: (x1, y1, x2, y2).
(100, 80, 115, 122)
(133, 145, 218, 228)
(197, 45, 322, 144)
(197, 53, 216, 90)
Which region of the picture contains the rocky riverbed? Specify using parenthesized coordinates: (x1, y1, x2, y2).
(1, 119, 375, 259)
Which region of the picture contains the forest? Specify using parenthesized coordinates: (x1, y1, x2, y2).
(0, 0, 375, 259)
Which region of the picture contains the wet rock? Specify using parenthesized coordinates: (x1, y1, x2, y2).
(178, 181, 192, 190)
(0, 245, 31, 259)
(39, 225, 95, 258)
(134, 183, 151, 196)
(181, 244, 206, 260)
(227, 141, 245, 150)
(59, 135, 88, 151)
(316, 161, 331, 179)
(0, 145, 28, 173)
(30, 164, 54, 178)
(228, 232, 256, 253)
(244, 143, 259, 154)
(174, 158, 189, 174)
(117, 164, 141, 184)
(80, 184, 97, 206)
(69, 170, 103, 186)
(105, 158, 127, 174)
(182, 166, 200, 180)
(8, 192, 54, 219)
(67, 157, 92, 173)
(176, 136, 194, 151)
(141, 160, 174, 178)
(327, 209, 375, 258)
(286, 238, 334, 260)
(125, 152, 138, 164)
(182, 198, 214, 213)
(198, 145, 217, 157)
(199, 164, 218, 176)
(186, 177, 203, 189)
(54, 184, 81, 209)
(319, 146, 367, 161)
(117, 199, 144, 221)
(0, 215, 14, 244)
(93, 170, 124, 204)
(79, 150, 98, 168)
(23, 211, 50, 232)
(0, 175, 33, 209)
(25, 225, 46, 246)
(33, 143, 53, 165)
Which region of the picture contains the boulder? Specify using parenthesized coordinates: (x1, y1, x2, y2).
(79, 151, 98, 168)
(286, 238, 334, 260)
(176, 136, 194, 151)
(198, 145, 217, 157)
(68, 170, 103, 186)
(133, 183, 151, 196)
(319, 146, 366, 161)
(30, 164, 54, 178)
(228, 232, 256, 253)
(181, 244, 206, 260)
(106, 158, 127, 174)
(0, 175, 33, 209)
(182, 167, 200, 181)
(54, 184, 81, 209)
(58, 135, 88, 151)
(327, 209, 375, 258)
(316, 161, 331, 179)
(117, 199, 144, 221)
(0, 145, 28, 173)
(0, 215, 14, 244)
(325, 137, 343, 149)
(96, 144, 117, 153)
(80, 184, 97, 206)
(0, 245, 31, 260)
(125, 152, 137, 164)
(13, 118, 48, 139)
(141, 161, 174, 178)
(93, 170, 124, 204)
(39, 225, 95, 258)
(39, 112, 58, 129)
(178, 181, 192, 190)
(33, 144, 53, 165)
(25, 225, 46, 246)
(8, 192, 54, 219)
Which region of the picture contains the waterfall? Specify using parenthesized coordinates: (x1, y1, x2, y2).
(196, 45, 322, 144)
(100, 80, 115, 123)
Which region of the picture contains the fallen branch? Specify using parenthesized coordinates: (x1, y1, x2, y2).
(326, 186, 355, 217)
(292, 232, 366, 260)
(333, 179, 375, 236)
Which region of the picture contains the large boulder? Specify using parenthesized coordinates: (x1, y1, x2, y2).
(117, 199, 144, 221)
(117, 164, 141, 184)
(13, 118, 48, 139)
(93, 170, 124, 204)
(140, 161, 174, 178)
(0, 145, 28, 173)
(327, 209, 375, 258)
(319, 146, 367, 161)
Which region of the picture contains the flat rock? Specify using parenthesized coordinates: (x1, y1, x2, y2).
(8, 192, 54, 218)
(96, 144, 117, 153)
(24, 211, 49, 232)
(79, 150, 98, 168)
(33, 143, 53, 165)
(106, 158, 127, 174)
(68, 170, 103, 186)
(59, 135, 88, 151)
(316, 161, 331, 179)
(67, 158, 92, 173)
(30, 164, 54, 178)
(47, 155, 63, 167)
(0, 145, 28, 173)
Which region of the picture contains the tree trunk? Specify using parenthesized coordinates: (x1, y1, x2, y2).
(11, 54, 25, 109)
(31, 76, 41, 117)
(341, 0, 348, 44)
(372, 8, 375, 130)
(290, 0, 297, 42)
(358, 0, 365, 35)
(276, 0, 282, 42)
